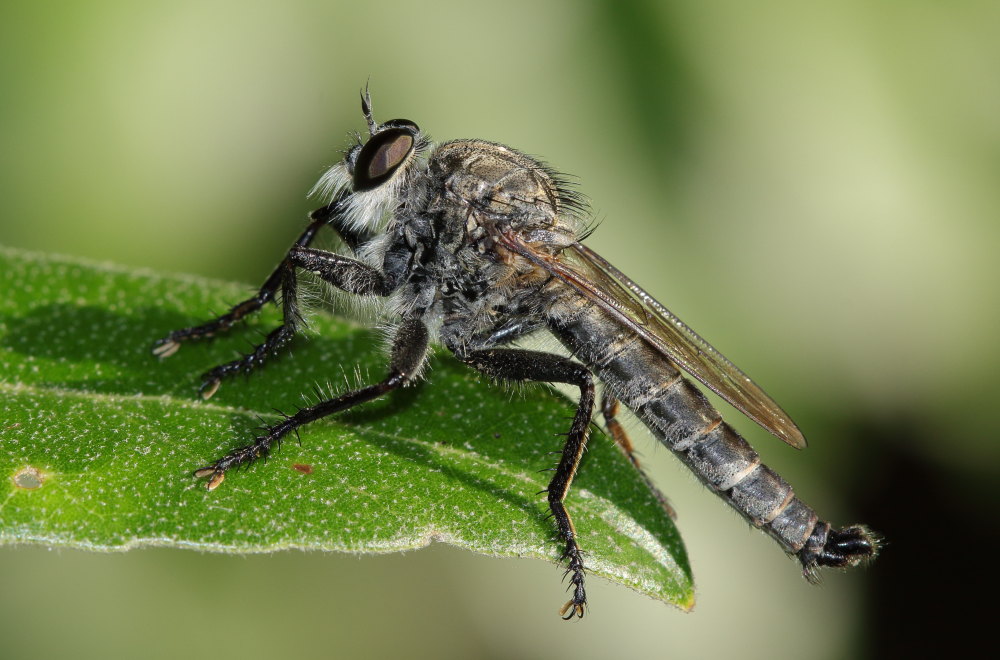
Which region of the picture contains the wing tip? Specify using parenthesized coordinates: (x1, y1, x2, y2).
(784, 426, 808, 450)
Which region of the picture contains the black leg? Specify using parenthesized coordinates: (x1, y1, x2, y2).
(194, 262, 302, 399)
(154, 226, 392, 398)
(288, 246, 390, 296)
(152, 215, 326, 361)
(601, 392, 676, 520)
(195, 318, 429, 490)
(150, 191, 363, 360)
(193, 247, 391, 398)
(459, 348, 594, 619)
(468, 318, 546, 349)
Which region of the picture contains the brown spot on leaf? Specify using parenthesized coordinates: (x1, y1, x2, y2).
(292, 463, 313, 474)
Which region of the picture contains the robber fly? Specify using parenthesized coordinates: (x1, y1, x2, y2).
(153, 90, 879, 618)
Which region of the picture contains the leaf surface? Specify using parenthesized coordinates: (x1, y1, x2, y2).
(0, 246, 693, 608)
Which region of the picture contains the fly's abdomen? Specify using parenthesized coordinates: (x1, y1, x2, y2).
(549, 300, 877, 575)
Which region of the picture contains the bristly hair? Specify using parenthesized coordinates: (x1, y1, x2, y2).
(577, 213, 603, 242)
(537, 162, 590, 220)
(533, 161, 601, 242)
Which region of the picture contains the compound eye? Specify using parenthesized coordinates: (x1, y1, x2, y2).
(344, 144, 362, 175)
(353, 128, 415, 191)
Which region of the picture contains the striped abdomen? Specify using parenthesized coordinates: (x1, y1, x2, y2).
(548, 299, 877, 576)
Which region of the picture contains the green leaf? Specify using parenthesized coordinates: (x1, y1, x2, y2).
(0, 246, 693, 609)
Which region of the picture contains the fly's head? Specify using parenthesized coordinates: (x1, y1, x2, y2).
(310, 90, 429, 234)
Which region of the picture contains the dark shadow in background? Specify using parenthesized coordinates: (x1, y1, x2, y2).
(850, 418, 997, 656)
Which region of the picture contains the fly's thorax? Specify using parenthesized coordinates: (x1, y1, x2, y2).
(427, 140, 584, 245)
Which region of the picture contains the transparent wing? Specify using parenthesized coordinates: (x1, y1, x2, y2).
(496, 232, 806, 448)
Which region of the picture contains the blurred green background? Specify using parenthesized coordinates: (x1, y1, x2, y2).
(2, 0, 998, 658)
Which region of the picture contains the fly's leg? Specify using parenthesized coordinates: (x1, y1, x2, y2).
(152, 214, 325, 359)
(459, 349, 594, 619)
(193, 246, 390, 398)
(152, 196, 372, 394)
(601, 392, 676, 520)
(153, 225, 389, 398)
(195, 318, 428, 490)
(190, 260, 301, 399)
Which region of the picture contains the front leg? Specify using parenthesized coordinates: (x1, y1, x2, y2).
(156, 244, 392, 399)
(151, 214, 327, 361)
(195, 247, 391, 398)
(152, 193, 374, 385)
(459, 348, 595, 619)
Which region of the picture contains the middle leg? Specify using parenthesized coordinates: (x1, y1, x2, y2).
(195, 317, 428, 490)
